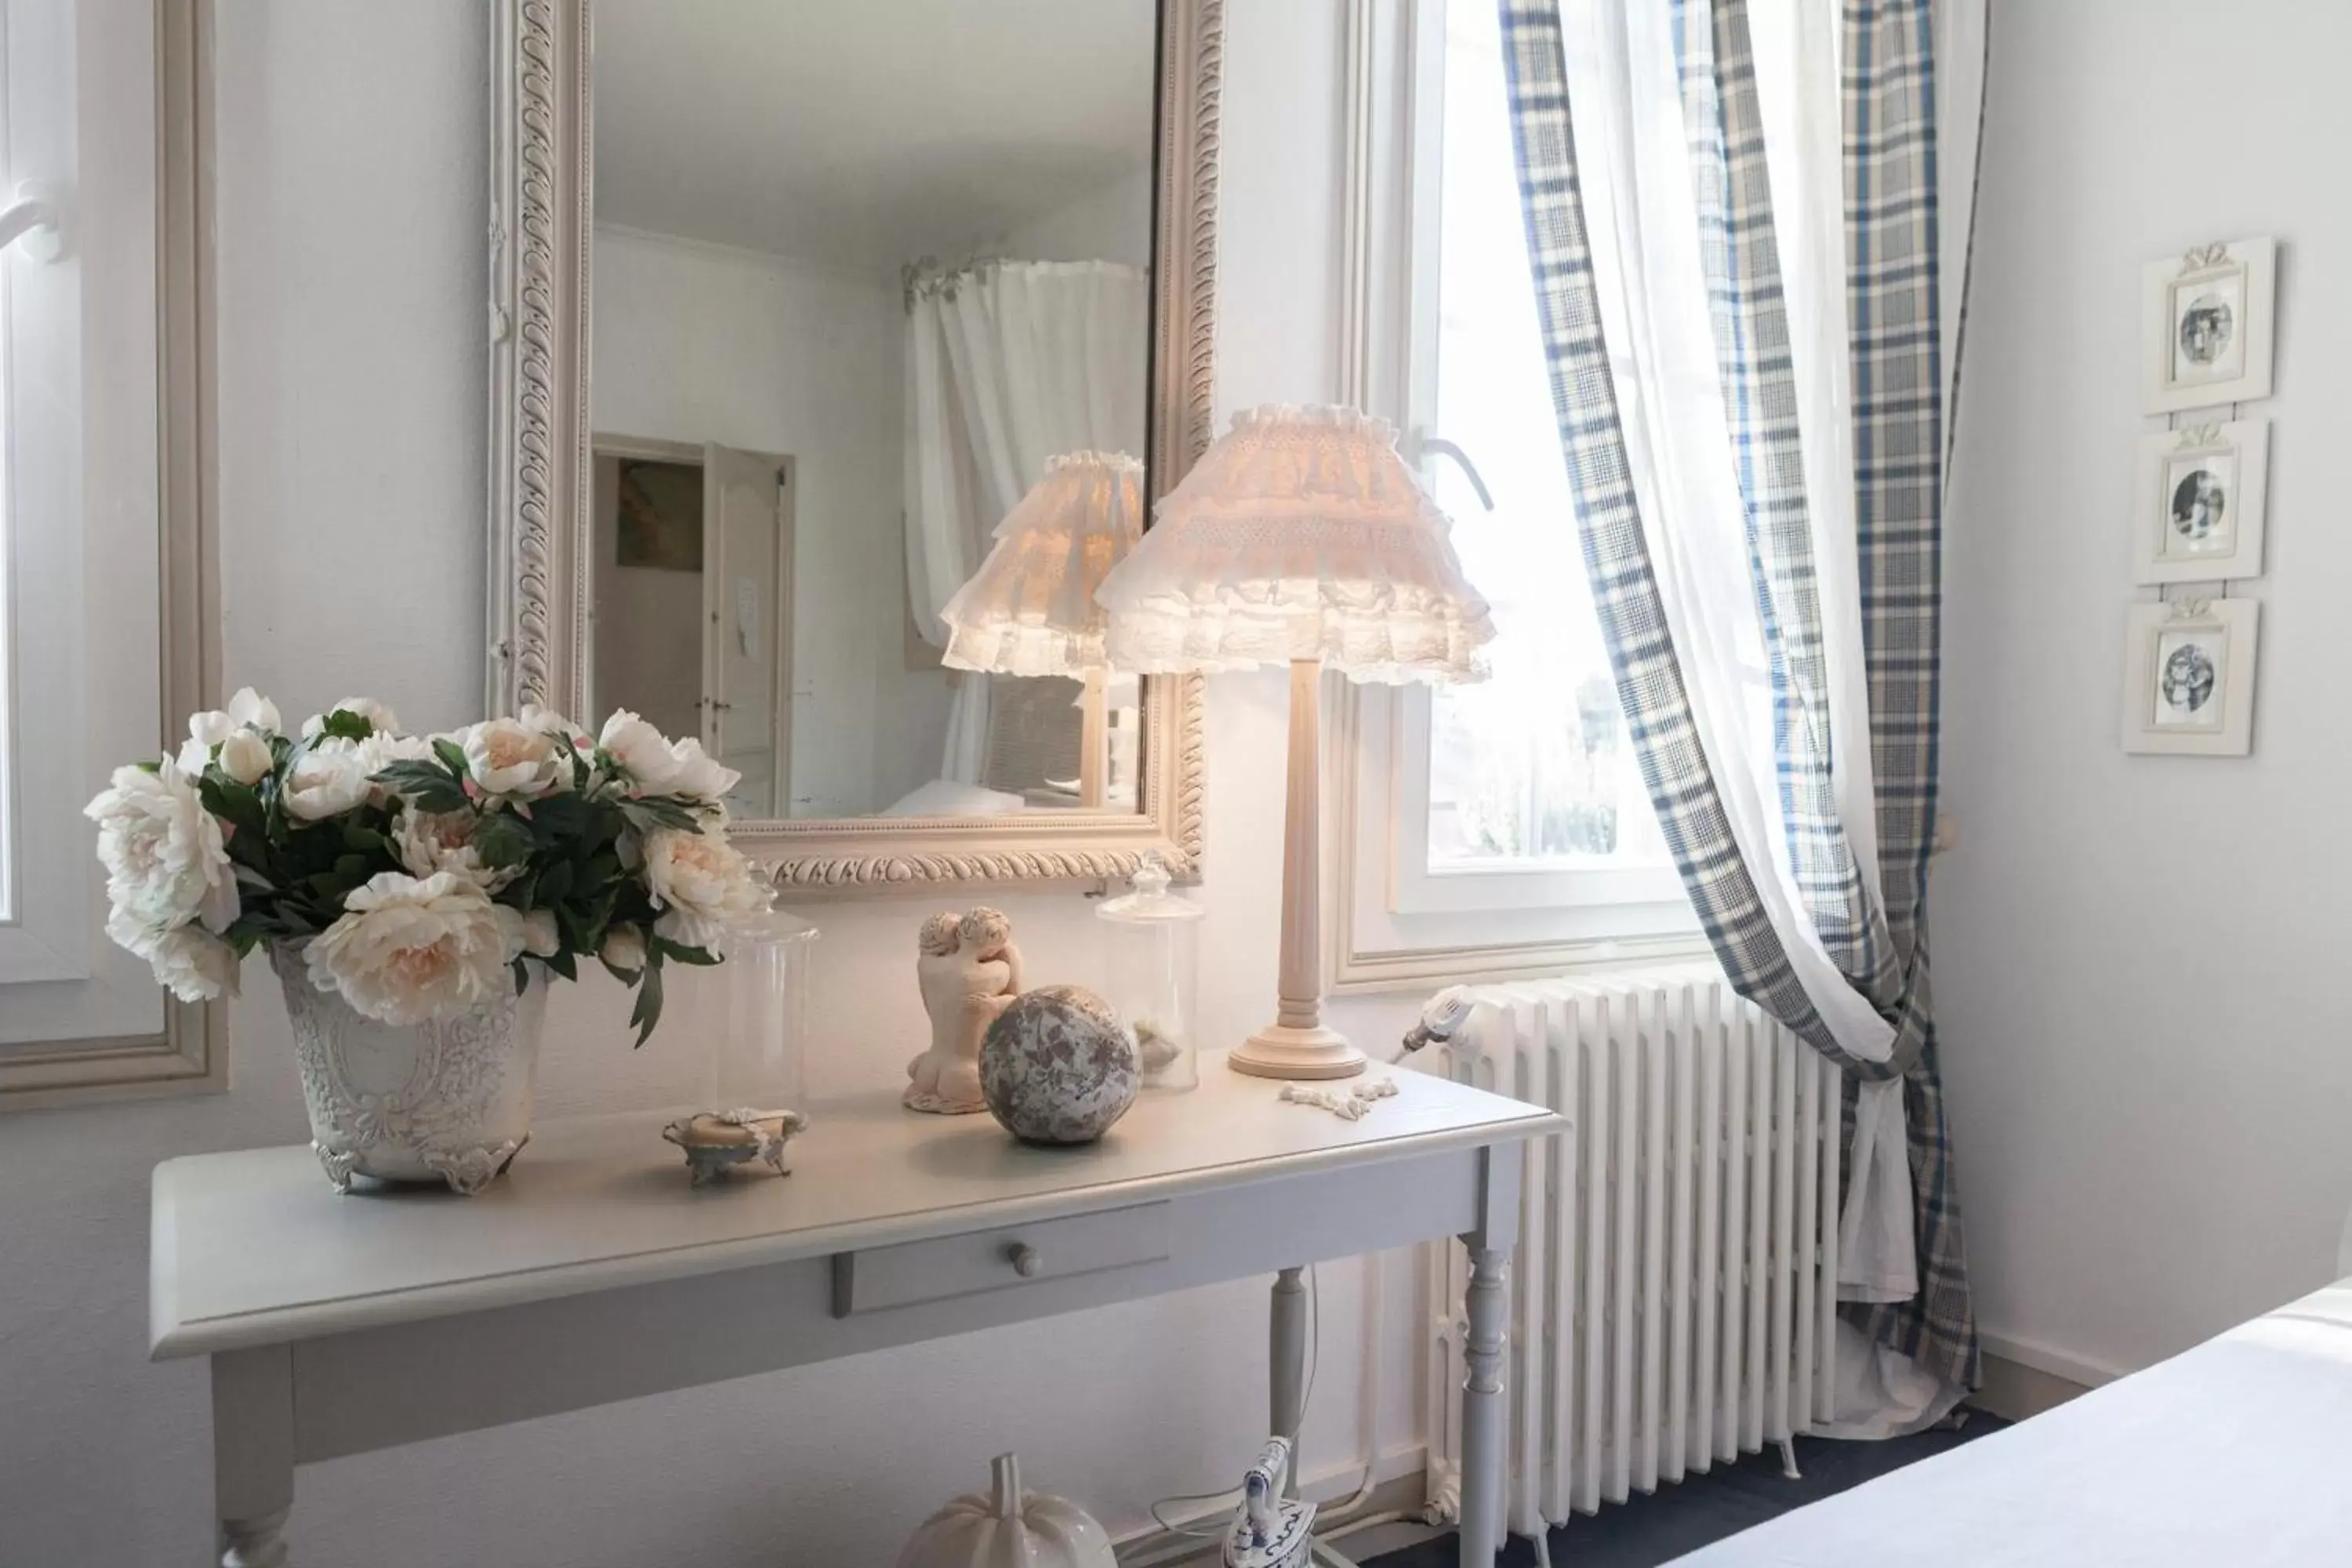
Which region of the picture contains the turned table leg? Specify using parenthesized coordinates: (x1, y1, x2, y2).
(214, 1346, 295, 1568)
(1269, 1265, 1308, 1497)
(220, 1510, 290, 1568)
(1457, 1246, 1511, 1566)
(1457, 1143, 1523, 1567)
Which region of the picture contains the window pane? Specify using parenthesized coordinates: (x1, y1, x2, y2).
(1424, 1, 1668, 876)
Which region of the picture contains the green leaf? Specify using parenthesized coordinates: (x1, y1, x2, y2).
(372, 761, 468, 813)
(652, 936, 720, 967)
(511, 956, 529, 996)
(431, 737, 472, 783)
(619, 797, 699, 835)
(315, 709, 374, 742)
(473, 811, 532, 869)
(524, 792, 592, 844)
(542, 944, 578, 982)
(630, 958, 665, 1047)
(223, 826, 275, 875)
(537, 860, 575, 905)
(199, 776, 269, 840)
(340, 821, 388, 853)
(332, 854, 371, 881)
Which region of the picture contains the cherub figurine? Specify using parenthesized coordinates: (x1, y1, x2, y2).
(904, 906, 1024, 1114)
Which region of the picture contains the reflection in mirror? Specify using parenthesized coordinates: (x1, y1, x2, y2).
(587, 1, 1158, 822)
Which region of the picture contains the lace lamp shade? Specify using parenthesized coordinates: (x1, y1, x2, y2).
(1095, 405, 1495, 684)
(939, 452, 1147, 678)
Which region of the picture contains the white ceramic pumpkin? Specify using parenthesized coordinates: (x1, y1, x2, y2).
(896, 1453, 1116, 1568)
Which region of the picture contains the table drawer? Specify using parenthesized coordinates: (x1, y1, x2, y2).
(829, 1201, 1172, 1318)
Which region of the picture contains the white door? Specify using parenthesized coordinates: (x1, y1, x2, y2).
(702, 445, 792, 818)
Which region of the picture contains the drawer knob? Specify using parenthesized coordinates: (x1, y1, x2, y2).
(1007, 1243, 1044, 1278)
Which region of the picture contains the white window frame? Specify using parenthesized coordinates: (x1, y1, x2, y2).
(0, 0, 223, 1108)
(1326, 0, 1702, 996)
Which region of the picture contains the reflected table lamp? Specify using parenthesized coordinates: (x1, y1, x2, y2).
(938, 451, 1147, 808)
(1096, 405, 1494, 1080)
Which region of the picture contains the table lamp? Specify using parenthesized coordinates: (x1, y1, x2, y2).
(938, 451, 1147, 808)
(1096, 405, 1494, 1079)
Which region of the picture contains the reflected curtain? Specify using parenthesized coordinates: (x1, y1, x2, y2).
(1497, 0, 1985, 1393)
(903, 260, 1149, 783)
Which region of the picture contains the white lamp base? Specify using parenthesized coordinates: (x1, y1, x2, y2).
(1229, 1024, 1367, 1081)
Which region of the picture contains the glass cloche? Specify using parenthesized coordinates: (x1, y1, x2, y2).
(1095, 851, 1202, 1092)
(706, 904, 819, 1112)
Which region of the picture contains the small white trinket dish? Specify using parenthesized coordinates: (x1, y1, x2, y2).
(660, 1107, 807, 1188)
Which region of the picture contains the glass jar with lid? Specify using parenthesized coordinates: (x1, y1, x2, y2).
(1094, 851, 1202, 1092)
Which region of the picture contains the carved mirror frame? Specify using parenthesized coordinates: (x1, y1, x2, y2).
(486, 0, 1217, 891)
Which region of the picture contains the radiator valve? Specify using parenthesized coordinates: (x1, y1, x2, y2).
(1401, 985, 1475, 1055)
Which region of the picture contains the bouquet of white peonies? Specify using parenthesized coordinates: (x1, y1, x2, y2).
(85, 690, 769, 1044)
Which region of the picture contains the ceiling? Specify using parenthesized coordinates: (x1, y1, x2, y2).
(593, 0, 1159, 270)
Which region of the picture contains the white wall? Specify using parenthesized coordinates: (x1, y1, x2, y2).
(591, 227, 938, 818)
(1937, 0, 2352, 1382)
(0, 4, 1439, 1565)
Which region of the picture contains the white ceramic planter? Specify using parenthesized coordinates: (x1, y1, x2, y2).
(271, 944, 547, 1196)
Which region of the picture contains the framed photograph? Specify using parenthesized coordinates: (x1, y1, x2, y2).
(2142, 238, 2275, 413)
(2121, 597, 2258, 756)
(2130, 419, 2267, 583)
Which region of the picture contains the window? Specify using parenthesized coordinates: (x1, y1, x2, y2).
(1327, 0, 1697, 992)
(0, 0, 220, 1106)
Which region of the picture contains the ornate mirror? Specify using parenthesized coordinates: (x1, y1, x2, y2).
(487, 0, 1218, 889)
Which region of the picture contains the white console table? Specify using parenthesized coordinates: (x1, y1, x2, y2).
(151, 1054, 1561, 1566)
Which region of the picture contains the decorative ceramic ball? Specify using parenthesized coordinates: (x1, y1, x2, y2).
(979, 985, 1140, 1145)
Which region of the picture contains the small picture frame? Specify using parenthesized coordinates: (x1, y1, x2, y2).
(2121, 597, 2258, 756)
(2142, 238, 2275, 413)
(2130, 419, 2267, 583)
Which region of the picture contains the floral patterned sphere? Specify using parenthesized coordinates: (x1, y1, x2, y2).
(980, 985, 1140, 1145)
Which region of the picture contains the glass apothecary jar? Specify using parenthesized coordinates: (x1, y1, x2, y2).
(706, 906, 819, 1112)
(1095, 851, 1201, 1092)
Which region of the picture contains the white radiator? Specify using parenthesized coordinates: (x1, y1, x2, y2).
(1421, 971, 1842, 1548)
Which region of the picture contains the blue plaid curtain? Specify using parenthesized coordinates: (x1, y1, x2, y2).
(1499, 0, 1976, 1388)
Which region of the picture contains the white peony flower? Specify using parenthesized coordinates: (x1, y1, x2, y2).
(108, 909, 242, 1002)
(600, 923, 647, 975)
(462, 717, 561, 797)
(227, 688, 281, 735)
(520, 703, 593, 748)
(639, 827, 767, 947)
(520, 907, 561, 958)
(182, 693, 285, 779)
(219, 730, 274, 786)
(598, 710, 683, 789)
(303, 871, 519, 1025)
(283, 738, 373, 821)
(85, 764, 239, 934)
(392, 804, 517, 891)
(664, 737, 741, 802)
(302, 696, 400, 739)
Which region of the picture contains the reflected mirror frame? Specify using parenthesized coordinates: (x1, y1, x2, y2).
(487, 0, 1216, 890)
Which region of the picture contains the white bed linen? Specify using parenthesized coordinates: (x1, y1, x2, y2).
(1674, 1282, 2352, 1566)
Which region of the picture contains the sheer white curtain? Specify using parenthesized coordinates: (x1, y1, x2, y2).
(904, 260, 1149, 782)
(1559, 0, 1914, 1287)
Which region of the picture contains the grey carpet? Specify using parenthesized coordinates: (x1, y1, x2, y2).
(1360, 1414, 2008, 1567)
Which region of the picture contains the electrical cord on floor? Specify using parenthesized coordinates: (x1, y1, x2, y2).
(1139, 1265, 1325, 1544)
